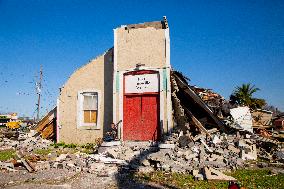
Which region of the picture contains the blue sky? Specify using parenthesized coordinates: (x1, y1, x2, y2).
(0, 0, 283, 117)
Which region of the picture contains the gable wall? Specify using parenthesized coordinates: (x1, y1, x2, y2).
(58, 49, 113, 144)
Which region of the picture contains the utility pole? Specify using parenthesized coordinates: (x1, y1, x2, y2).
(36, 65, 43, 122)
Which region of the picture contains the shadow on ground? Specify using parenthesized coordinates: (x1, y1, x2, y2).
(114, 133, 179, 189)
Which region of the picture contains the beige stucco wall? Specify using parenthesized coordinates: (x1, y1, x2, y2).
(116, 27, 166, 71)
(114, 24, 172, 138)
(58, 48, 113, 144)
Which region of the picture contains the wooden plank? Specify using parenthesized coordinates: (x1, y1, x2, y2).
(90, 110, 97, 123)
(36, 117, 50, 132)
(173, 72, 226, 131)
(183, 107, 211, 138)
(41, 123, 55, 139)
(35, 107, 56, 132)
(16, 151, 35, 172)
(84, 111, 91, 123)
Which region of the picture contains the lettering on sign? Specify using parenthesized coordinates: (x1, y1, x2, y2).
(125, 73, 159, 93)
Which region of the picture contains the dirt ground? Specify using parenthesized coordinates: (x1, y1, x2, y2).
(0, 169, 165, 189)
(0, 169, 118, 189)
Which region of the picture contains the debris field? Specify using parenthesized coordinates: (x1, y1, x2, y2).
(0, 71, 284, 188)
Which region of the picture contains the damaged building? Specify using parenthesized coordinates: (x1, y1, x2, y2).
(2, 18, 284, 184)
(52, 17, 281, 148)
(57, 17, 172, 144)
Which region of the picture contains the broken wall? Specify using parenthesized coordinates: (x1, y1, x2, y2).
(115, 24, 166, 71)
(113, 20, 173, 138)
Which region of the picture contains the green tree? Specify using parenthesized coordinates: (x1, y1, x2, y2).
(230, 83, 266, 110)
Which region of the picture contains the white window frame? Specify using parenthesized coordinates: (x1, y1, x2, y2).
(77, 90, 101, 129)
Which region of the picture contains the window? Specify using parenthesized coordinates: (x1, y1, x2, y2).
(83, 92, 98, 124)
(78, 91, 100, 129)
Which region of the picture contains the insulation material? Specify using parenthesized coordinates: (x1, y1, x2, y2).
(230, 106, 253, 132)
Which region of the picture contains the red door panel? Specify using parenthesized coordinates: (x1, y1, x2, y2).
(123, 94, 159, 141)
(123, 96, 141, 140)
(141, 95, 159, 141)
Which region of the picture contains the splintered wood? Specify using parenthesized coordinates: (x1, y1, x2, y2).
(16, 151, 35, 172)
(35, 107, 56, 140)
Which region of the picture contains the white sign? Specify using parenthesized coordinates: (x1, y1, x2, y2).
(125, 73, 159, 93)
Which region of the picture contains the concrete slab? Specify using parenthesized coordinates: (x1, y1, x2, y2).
(101, 141, 121, 147)
(204, 167, 237, 181)
(159, 143, 175, 149)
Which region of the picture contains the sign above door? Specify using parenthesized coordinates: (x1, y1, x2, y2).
(125, 73, 159, 94)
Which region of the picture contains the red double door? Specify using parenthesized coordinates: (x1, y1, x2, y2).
(123, 94, 160, 141)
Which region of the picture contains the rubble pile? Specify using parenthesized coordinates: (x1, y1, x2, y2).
(0, 127, 283, 182)
(0, 129, 52, 152)
(190, 85, 224, 113)
(0, 129, 124, 177)
(34, 152, 124, 177)
(0, 70, 283, 183)
(97, 132, 256, 181)
(147, 132, 250, 173)
(99, 130, 283, 181)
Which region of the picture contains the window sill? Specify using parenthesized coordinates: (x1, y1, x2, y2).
(77, 126, 100, 130)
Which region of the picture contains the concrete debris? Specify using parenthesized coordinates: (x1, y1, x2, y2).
(241, 144, 257, 160)
(0, 162, 15, 171)
(0, 129, 52, 153)
(212, 135, 222, 144)
(16, 151, 36, 172)
(204, 167, 237, 181)
(0, 127, 283, 183)
(101, 141, 121, 147)
(1, 73, 284, 183)
(86, 130, 282, 182)
(178, 135, 192, 147)
(200, 139, 213, 153)
(34, 161, 50, 171)
(275, 151, 284, 159)
(158, 143, 175, 149)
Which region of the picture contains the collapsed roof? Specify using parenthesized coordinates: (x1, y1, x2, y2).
(171, 71, 226, 134)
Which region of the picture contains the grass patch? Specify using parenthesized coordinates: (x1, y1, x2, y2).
(33, 148, 52, 155)
(81, 143, 98, 149)
(134, 169, 284, 189)
(51, 142, 78, 148)
(80, 148, 93, 154)
(231, 169, 284, 189)
(0, 149, 16, 161)
(51, 140, 101, 154)
(134, 171, 228, 189)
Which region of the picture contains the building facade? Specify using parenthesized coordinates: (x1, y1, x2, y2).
(57, 18, 173, 144)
